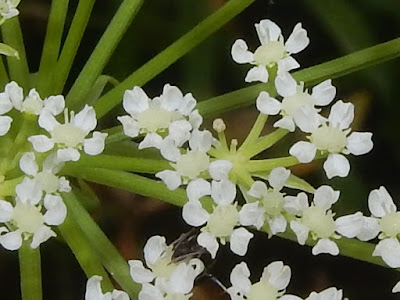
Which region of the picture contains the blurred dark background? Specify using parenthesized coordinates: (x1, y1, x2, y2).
(1, 0, 400, 299)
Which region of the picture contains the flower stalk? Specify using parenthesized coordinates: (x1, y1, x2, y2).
(19, 242, 42, 300)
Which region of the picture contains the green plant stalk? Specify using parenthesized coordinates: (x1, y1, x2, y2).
(240, 128, 289, 158)
(58, 210, 114, 292)
(0, 176, 23, 196)
(1, 17, 30, 90)
(66, 0, 144, 109)
(94, 0, 257, 118)
(197, 37, 400, 118)
(0, 56, 9, 88)
(51, 0, 97, 94)
(247, 156, 300, 172)
(63, 191, 141, 298)
(19, 242, 42, 300)
(36, 0, 70, 96)
(240, 113, 268, 150)
(64, 154, 171, 174)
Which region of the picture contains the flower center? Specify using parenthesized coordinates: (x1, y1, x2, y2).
(263, 190, 284, 217)
(253, 41, 285, 67)
(302, 206, 335, 238)
(175, 151, 209, 179)
(309, 124, 347, 153)
(281, 91, 314, 116)
(207, 204, 238, 238)
(12, 202, 44, 234)
(380, 212, 400, 238)
(137, 106, 181, 133)
(22, 95, 43, 115)
(51, 123, 87, 148)
(35, 172, 59, 194)
(150, 248, 176, 278)
(247, 281, 278, 300)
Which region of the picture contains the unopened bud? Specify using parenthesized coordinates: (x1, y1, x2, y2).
(213, 118, 226, 133)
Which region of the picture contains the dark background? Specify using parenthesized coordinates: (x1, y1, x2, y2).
(1, 0, 400, 299)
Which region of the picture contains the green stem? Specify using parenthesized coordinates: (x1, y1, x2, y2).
(94, 0, 256, 118)
(1, 17, 30, 90)
(66, 0, 144, 110)
(36, 0, 70, 96)
(0, 56, 9, 89)
(247, 156, 300, 172)
(0, 176, 23, 196)
(63, 191, 141, 298)
(197, 37, 400, 118)
(19, 242, 42, 300)
(240, 113, 268, 150)
(58, 210, 114, 292)
(51, 0, 97, 94)
(240, 128, 289, 158)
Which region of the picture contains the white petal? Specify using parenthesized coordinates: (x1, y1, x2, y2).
(15, 177, 42, 205)
(189, 129, 212, 152)
(245, 66, 269, 83)
(0, 116, 12, 136)
(197, 231, 219, 259)
(346, 132, 373, 155)
(43, 95, 65, 115)
(357, 216, 380, 241)
(139, 133, 163, 149)
(269, 167, 290, 191)
(144, 235, 167, 265)
(128, 260, 155, 284)
(293, 105, 320, 133)
(83, 132, 108, 155)
(186, 178, 211, 202)
(182, 200, 209, 227)
(373, 238, 400, 268)
(289, 141, 317, 163)
(273, 116, 295, 132)
(56, 148, 81, 163)
(392, 281, 400, 293)
(311, 79, 336, 106)
(290, 220, 309, 245)
(159, 84, 183, 112)
(211, 179, 236, 205)
(328, 100, 354, 130)
(189, 109, 203, 129)
(335, 212, 364, 238)
(179, 93, 197, 116)
(312, 238, 339, 256)
(313, 185, 340, 210)
(275, 72, 297, 97)
(368, 186, 396, 217)
(168, 259, 204, 294)
(285, 23, 309, 54)
(323, 153, 350, 179)
(112, 290, 129, 300)
(159, 138, 181, 162)
(231, 39, 254, 64)
(30, 226, 56, 248)
(239, 202, 265, 229)
(73, 105, 97, 132)
(123, 86, 149, 115)
(138, 283, 164, 300)
(168, 120, 192, 147)
(248, 181, 268, 199)
(255, 19, 281, 44)
(58, 177, 71, 193)
(43, 194, 67, 225)
(284, 192, 309, 216)
(117, 115, 140, 138)
(19, 152, 38, 176)
(262, 261, 291, 291)
(256, 91, 281, 115)
(268, 215, 287, 235)
(230, 262, 251, 294)
(230, 227, 253, 256)
(0, 200, 13, 222)
(5, 81, 23, 110)
(0, 92, 13, 114)
(209, 160, 233, 181)
(85, 276, 104, 300)
(155, 170, 181, 190)
(277, 56, 300, 74)
(0, 230, 22, 250)
(28, 135, 54, 153)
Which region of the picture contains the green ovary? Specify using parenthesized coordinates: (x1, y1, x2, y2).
(380, 212, 400, 238)
(281, 91, 314, 116)
(36, 172, 59, 193)
(207, 205, 238, 238)
(149, 247, 176, 278)
(137, 106, 181, 133)
(263, 190, 284, 217)
(12, 203, 44, 234)
(51, 123, 86, 148)
(246, 281, 278, 300)
(175, 151, 209, 179)
(253, 41, 285, 67)
(310, 124, 347, 153)
(302, 206, 335, 239)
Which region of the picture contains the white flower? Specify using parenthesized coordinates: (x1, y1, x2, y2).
(231, 19, 309, 83)
(155, 129, 214, 190)
(28, 105, 107, 162)
(289, 186, 341, 256)
(118, 84, 201, 150)
(0, 0, 20, 24)
(240, 167, 291, 234)
(0, 81, 17, 135)
(227, 261, 301, 300)
(335, 211, 379, 241)
(182, 179, 254, 258)
(367, 186, 400, 268)
(257, 79, 336, 133)
(289, 100, 373, 178)
(85, 275, 129, 300)
(129, 235, 204, 299)
(305, 287, 345, 300)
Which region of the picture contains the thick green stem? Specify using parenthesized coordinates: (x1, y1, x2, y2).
(94, 0, 256, 118)
(247, 156, 300, 172)
(1, 17, 30, 89)
(66, 0, 144, 109)
(19, 242, 42, 300)
(0, 56, 9, 88)
(197, 37, 400, 118)
(240, 128, 289, 158)
(58, 210, 113, 292)
(63, 191, 140, 298)
(36, 0, 70, 96)
(51, 0, 97, 94)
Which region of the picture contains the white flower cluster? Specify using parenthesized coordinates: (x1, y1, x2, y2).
(0, 0, 20, 25)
